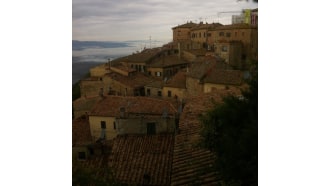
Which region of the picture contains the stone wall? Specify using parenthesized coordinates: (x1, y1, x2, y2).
(186, 77, 203, 96)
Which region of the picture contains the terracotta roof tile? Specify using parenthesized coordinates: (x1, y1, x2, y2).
(187, 56, 232, 79)
(72, 115, 92, 146)
(171, 90, 241, 185)
(172, 22, 197, 29)
(209, 23, 257, 31)
(204, 69, 243, 85)
(164, 71, 186, 89)
(106, 72, 157, 88)
(113, 48, 163, 64)
(109, 134, 174, 185)
(149, 55, 189, 68)
(89, 96, 177, 117)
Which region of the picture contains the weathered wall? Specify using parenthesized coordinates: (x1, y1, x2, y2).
(103, 76, 135, 96)
(116, 117, 175, 135)
(72, 146, 90, 161)
(182, 51, 197, 62)
(145, 86, 163, 98)
(80, 80, 104, 97)
(148, 67, 163, 78)
(162, 87, 187, 101)
(89, 116, 117, 141)
(173, 27, 191, 42)
(186, 77, 203, 96)
(90, 65, 108, 77)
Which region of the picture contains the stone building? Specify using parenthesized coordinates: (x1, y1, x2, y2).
(172, 22, 197, 43)
(210, 23, 258, 62)
(186, 56, 243, 96)
(88, 96, 177, 142)
(214, 41, 243, 69)
(162, 70, 187, 101)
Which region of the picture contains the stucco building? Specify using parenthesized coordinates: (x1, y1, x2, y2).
(88, 96, 178, 142)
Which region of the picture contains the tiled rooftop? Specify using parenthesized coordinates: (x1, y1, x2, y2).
(171, 89, 241, 185)
(108, 134, 174, 185)
(149, 55, 189, 68)
(172, 22, 197, 29)
(187, 56, 232, 79)
(106, 71, 157, 88)
(204, 69, 243, 85)
(111, 63, 136, 73)
(145, 80, 163, 89)
(72, 115, 92, 146)
(209, 23, 257, 31)
(164, 71, 186, 89)
(89, 96, 177, 117)
(191, 23, 223, 31)
(113, 48, 163, 64)
(73, 96, 100, 111)
(183, 49, 208, 56)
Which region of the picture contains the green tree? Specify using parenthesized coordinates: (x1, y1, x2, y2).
(200, 64, 257, 186)
(72, 160, 119, 186)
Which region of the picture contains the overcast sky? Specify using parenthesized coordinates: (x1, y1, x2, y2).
(73, 0, 257, 43)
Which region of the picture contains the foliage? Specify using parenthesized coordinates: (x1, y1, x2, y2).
(72, 81, 81, 101)
(200, 63, 258, 186)
(72, 160, 119, 186)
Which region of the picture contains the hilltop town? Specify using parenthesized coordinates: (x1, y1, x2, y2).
(73, 10, 258, 185)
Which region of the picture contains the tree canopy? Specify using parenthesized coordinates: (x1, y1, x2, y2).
(200, 65, 258, 186)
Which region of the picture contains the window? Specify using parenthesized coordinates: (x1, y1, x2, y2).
(226, 32, 231, 37)
(156, 72, 162, 77)
(147, 89, 150, 96)
(199, 32, 201, 38)
(157, 91, 162, 97)
(147, 122, 156, 135)
(78, 152, 86, 160)
(101, 121, 106, 129)
(203, 32, 206, 37)
(168, 90, 172, 97)
(207, 33, 211, 37)
(148, 71, 151, 75)
(222, 46, 228, 52)
(219, 32, 224, 36)
(113, 122, 116, 130)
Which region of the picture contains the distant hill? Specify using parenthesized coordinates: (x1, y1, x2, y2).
(72, 40, 132, 51)
(72, 62, 103, 84)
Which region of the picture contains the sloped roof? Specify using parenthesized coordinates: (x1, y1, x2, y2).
(187, 56, 232, 79)
(112, 48, 163, 64)
(164, 71, 186, 89)
(109, 134, 174, 185)
(145, 80, 163, 89)
(191, 23, 223, 31)
(203, 69, 243, 85)
(172, 22, 197, 29)
(89, 96, 177, 117)
(148, 55, 189, 68)
(171, 89, 241, 185)
(73, 96, 100, 112)
(72, 115, 92, 146)
(106, 72, 156, 88)
(209, 23, 257, 31)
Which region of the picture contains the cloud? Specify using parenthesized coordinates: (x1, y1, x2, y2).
(73, 0, 258, 41)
